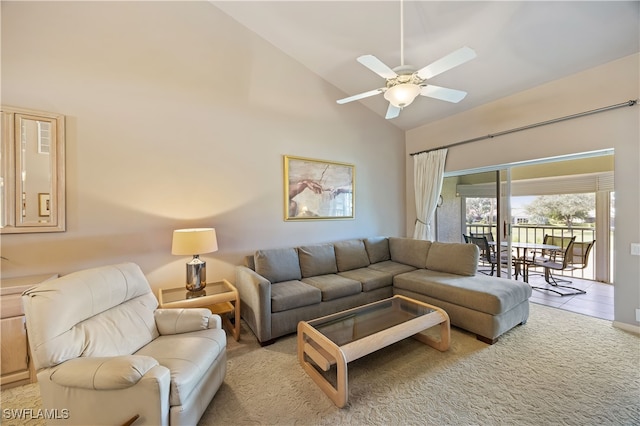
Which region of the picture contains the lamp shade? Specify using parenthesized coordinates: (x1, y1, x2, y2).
(384, 83, 421, 108)
(171, 228, 218, 255)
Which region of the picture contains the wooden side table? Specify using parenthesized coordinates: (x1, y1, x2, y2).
(1, 273, 58, 388)
(158, 279, 240, 341)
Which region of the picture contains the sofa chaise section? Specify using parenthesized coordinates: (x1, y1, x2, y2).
(393, 270, 531, 344)
(391, 240, 531, 343)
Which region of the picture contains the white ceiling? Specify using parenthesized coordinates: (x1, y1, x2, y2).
(212, 1, 640, 131)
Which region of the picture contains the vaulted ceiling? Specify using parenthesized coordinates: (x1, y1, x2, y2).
(212, 1, 640, 131)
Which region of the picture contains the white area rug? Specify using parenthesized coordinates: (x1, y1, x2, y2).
(2, 304, 639, 425)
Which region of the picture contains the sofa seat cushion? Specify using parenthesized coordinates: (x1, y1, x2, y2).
(338, 268, 392, 292)
(334, 239, 371, 272)
(301, 275, 362, 301)
(271, 280, 321, 313)
(368, 260, 416, 276)
(135, 328, 226, 406)
(393, 269, 531, 315)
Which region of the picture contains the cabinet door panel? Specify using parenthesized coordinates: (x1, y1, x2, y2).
(1, 316, 28, 375)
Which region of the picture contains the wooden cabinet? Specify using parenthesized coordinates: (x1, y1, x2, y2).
(1, 273, 57, 388)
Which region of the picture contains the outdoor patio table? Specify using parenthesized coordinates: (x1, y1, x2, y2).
(489, 241, 560, 282)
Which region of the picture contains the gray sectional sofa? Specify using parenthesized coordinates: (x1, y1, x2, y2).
(235, 237, 531, 345)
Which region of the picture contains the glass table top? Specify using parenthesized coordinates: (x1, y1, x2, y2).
(161, 281, 231, 304)
(307, 297, 435, 347)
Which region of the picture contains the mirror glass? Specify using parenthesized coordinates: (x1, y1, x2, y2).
(18, 117, 55, 224)
(1, 107, 65, 233)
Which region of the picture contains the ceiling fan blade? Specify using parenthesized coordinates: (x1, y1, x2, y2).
(421, 85, 468, 103)
(417, 46, 477, 80)
(357, 55, 398, 79)
(336, 88, 384, 104)
(385, 103, 401, 119)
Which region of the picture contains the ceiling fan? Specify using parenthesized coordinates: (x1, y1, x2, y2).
(336, 0, 477, 119)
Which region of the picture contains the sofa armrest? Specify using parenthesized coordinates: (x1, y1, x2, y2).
(235, 265, 272, 343)
(154, 308, 221, 335)
(49, 355, 162, 390)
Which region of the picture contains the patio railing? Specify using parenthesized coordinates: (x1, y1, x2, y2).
(465, 224, 597, 281)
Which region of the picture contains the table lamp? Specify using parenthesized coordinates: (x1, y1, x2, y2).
(171, 228, 218, 292)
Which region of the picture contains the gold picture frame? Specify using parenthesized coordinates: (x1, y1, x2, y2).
(284, 155, 354, 220)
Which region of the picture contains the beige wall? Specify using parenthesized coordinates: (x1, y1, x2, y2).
(0, 2, 405, 292)
(406, 54, 640, 327)
(2, 1, 638, 329)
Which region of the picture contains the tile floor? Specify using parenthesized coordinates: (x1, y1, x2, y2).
(523, 272, 614, 321)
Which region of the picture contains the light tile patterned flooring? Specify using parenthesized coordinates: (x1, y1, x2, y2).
(523, 272, 614, 321)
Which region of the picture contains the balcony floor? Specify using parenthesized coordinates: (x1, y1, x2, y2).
(484, 263, 614, 321)
(523, 273, 614, 321)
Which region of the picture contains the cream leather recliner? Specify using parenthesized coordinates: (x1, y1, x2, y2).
(22, 262, 227, 426)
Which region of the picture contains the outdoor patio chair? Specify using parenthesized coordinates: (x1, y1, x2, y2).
(465, 234, 510, 276)
(529, 234, 575, 263)
(568, 240, 596, 270)
(530, 239, 593, 296)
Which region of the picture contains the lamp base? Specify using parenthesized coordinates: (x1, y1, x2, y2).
(186, 256, 206, 292)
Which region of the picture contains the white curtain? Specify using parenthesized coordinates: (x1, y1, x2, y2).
(413, 149, 447, 241)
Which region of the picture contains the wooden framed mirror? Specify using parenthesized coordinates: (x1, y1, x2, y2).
(1, 106, 65, 233)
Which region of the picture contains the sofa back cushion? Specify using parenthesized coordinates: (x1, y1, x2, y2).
(334, 239, 370, 272)
(364, 237, 391, 263)
(426, 242, 479, 276)
(389, 237, 431, 268)
(22, 263, 159, 370)
(254, 248, 302, 283)
(244, 255, 256, 270)
(298, 243, 338, 277)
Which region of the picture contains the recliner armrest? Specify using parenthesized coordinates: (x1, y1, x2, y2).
(49, 355, 161, 390)
(154, 308, 221, 334)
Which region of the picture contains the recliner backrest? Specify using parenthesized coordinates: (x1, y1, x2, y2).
(23, 263, 159, 370)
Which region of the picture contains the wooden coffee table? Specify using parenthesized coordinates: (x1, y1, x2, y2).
(297, 295, 449, 407)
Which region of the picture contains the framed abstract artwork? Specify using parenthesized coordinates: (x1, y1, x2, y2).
(284, 155, 354, 220)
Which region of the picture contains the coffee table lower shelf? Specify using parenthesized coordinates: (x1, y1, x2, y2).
(297, 295, 450, 408)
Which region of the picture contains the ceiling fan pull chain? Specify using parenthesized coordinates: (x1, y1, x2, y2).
(400, 0, 404, 66)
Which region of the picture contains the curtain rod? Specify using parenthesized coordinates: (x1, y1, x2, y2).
(409, 99, 638, 156)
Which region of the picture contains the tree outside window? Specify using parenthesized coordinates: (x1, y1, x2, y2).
(525, 194, 595, 228)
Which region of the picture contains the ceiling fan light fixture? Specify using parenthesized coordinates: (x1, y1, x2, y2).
(384, 83, 420, 108)
(337, 0, 475, 118)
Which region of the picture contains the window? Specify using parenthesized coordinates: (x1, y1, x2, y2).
(38, 121, 51, 154)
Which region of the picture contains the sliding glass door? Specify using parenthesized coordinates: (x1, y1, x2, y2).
(438, 169, 513, 278)
(436, 152, 613, 284)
